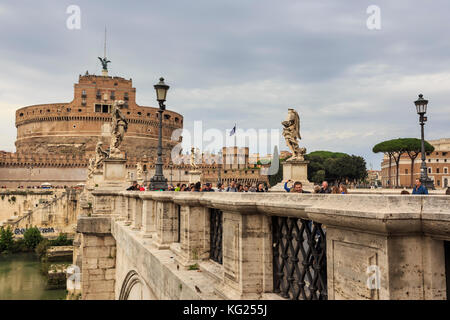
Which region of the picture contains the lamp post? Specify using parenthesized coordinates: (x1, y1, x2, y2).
(149, 77, 169, 191)
(414, 94, 434, 190)
(217, 150, 223, 185)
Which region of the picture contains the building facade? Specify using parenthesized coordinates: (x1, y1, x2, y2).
(15, 72, 183, 159)
(380, 138, 450, 188)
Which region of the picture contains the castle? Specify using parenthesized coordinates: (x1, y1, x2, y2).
(0, 60, 269, 188)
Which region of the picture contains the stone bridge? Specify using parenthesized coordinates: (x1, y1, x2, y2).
(74, 191, 450, 300)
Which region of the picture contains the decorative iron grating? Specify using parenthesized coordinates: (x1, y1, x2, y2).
(272, 216, 327, 300)
(210, 208, 223, 264)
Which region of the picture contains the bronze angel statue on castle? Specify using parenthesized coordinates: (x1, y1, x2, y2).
(282, 108, 306, 161)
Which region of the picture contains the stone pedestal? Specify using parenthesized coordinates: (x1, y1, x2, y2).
(271, 159, 313, 191)
(188, 170, 202, 184)
(98, 158, 128, 190)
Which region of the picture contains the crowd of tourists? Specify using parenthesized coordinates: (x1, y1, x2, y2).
(126, 180, 271, 192)
(125, 179, 351, 194)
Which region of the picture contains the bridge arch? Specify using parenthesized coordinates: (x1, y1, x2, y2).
(119, 270, 142, 300)
(119, 270, 158, 300)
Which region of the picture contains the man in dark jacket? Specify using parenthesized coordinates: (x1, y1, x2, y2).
(412, 179, 428, 195)
(318, 181, 331, 193)
(126, 181, 138, 191)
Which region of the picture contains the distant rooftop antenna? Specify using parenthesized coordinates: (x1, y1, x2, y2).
(104, 26, 107, 58)
(98, 26, 111, 76)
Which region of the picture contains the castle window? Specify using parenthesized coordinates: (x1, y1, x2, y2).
(96, 90, 101, 99)
(405, 169, 408, 174)
(102, 105, 110, 113)
(428, 168, 432, 174)
(110, 91, 115, 100)
(437, 168, 440, 174)
(443, 152, 448, 156)
(137, 112, 142, 116)
(164, 114, 170, 120)
(81, 90, 86, 98)
(78, 109, 82, 112)
(124, 92, 129, 101)
(147, 113, 150, 117)
(127, 111, 130, 115)
(95, 104, 102, 113)
(73, 125, 76, 128)
(47, 109, 50, 113)
(19, 113, 23, 117)
(437, 159, 439, 162)
(114, 82, 118, 86)
(175, 117, 179, 122)
(445, 168, 448, 174)
(437, 180, 440, 186)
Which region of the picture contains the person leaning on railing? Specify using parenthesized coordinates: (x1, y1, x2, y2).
(412, 179, 428, 195)
(284, 180, 310, 193)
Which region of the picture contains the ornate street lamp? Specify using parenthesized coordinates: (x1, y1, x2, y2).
(217, 150, 223, 185)
(414, 94, 434, 190)
(149, 77, 169, 191)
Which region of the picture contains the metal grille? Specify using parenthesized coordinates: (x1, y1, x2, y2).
(445, 241, 450, 300)
(272, 216, 327, 300)
(210, 208, 223, 264)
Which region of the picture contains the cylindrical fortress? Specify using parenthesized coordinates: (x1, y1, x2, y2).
(15, 74, 183, 161)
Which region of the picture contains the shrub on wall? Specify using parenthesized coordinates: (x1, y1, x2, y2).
(23, 227, 43, 250)
(0, 226, 14, 253)
(50, 233, 72, 246)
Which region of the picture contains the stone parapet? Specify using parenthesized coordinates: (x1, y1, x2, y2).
(79, 191, 450, 300)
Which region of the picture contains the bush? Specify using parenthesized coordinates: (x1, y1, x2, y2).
(50, 233, 72, 246)
(11, 238, 29, 253)
(0, 226, 14, 253)
(23, 227, 43, 250)
(35, 238, 50, 259)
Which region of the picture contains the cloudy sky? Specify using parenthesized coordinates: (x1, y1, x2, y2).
(0, 1, 449, 169)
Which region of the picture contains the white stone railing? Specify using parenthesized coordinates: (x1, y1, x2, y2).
(86, 190, 450, 300)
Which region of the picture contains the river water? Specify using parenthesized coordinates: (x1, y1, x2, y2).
(0, 253, 67, 300)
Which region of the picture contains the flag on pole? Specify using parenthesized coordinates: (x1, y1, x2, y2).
(230, 124, 236, 136)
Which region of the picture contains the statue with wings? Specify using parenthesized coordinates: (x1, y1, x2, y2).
(282, 108, 306, 161)
(98, 57, 111, 71)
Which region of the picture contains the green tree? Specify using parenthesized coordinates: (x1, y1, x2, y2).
(373, 138, 434, 188)
(0, 226, 14, 253)
(402, 138, 434, 187)
(305, 151, 367, 185)
(23, 227, 43, 250)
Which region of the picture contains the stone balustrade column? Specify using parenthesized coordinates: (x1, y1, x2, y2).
(140, 194, 156, 238)
(126, 194, 136, 224)
(152, 193, 177, 249)
(208, 195, 272, 299)
(305, 195, 449, 300)
(173, 194, 209, 266)
(131, 194, 143, 230)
